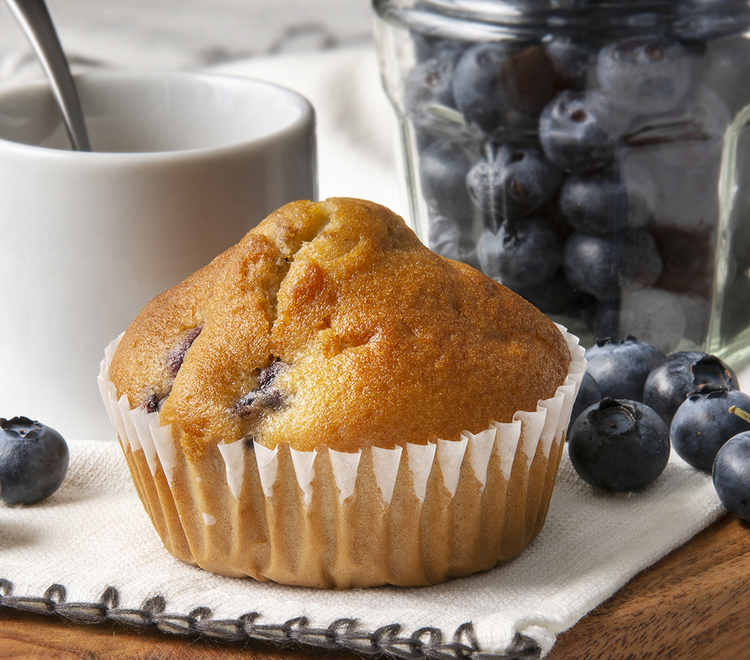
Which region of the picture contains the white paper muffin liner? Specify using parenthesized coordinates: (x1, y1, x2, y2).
(98, 325, 585, 588)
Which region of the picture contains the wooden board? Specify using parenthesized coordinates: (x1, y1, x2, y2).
(1, 513, 749, 659)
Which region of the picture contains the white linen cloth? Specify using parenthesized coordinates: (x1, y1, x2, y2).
(0, 45, 735, 658)
(0, 438, 724, 657)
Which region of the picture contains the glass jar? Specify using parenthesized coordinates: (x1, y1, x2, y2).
(373, 0, 750, 370)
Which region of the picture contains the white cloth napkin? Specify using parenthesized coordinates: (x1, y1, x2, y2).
(0, 437, 724, 658)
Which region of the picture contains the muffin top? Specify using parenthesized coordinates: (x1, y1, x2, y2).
(109, 197, 571, 459)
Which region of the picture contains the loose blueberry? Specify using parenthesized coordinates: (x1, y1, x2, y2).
(562, 229, 662, 301)
(568, 397, 670, 492)
(585, 336, 665, 402)
(539, 90, 629, 173)
(670, 386, 750, 473)
(476, 218, 562, 288)
(713, 428, 750, 522)
(466, 144, 564, 221)
(453, 43, 556, 137)
(643, 351, 738, 426)
(0, 417, 69, 505)
(597, 38, 693, 114)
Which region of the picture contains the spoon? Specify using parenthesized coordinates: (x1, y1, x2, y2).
(5, 0, 91, 151)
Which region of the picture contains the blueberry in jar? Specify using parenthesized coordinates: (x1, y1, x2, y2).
(539, 90, 630, 174)
(713, 429, 750, 522)
(670, 386, 750, 473)
(568, 397, 670, 492)
(562, 229, 662, 301)
(428, 213, 461, 260)
(597, 38, 694, 115)
(418, 138, 477, 221)
(405, 48, 465, 146)
(643, 351, 738, 426)
(585, 336, 665, 403)
(621, 143, 720, 236)
(476, 217, 562, 288)
(544, 36, 599, 91)
(514, 268, 596, 317)
(405, 48, 458, 114)
(563, 232, 620, 301)
(559, 169, 654, 235)
(0, 417, 69, 505)
(593, 298, 620, 340)
(427, 213, 480, 268)
(466, 144, 564, 221)
(453, 43, 557, 138)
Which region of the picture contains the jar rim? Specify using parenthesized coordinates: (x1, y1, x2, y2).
(373, 0, 750, 43)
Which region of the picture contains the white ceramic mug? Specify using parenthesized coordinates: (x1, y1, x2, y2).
(0, 70, 317, 439)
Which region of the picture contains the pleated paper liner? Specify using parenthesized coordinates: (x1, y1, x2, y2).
(99, 325, 585, 588)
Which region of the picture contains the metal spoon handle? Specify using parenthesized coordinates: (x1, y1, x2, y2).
(5, 0, 91, 151)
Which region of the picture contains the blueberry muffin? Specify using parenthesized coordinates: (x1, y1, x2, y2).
(100, 197, 585, 588)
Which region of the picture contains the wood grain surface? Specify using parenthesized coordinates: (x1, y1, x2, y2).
(547, 513, 750, 660)
(0, 513, 748, 659)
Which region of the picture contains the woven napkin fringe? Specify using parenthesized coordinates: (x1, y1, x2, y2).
(0, 579, 541, 660)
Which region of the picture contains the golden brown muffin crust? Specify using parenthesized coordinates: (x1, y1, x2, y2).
(109, 198, 571, 457)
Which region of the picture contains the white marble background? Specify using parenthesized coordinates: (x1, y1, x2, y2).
(0, 0, 375, 83)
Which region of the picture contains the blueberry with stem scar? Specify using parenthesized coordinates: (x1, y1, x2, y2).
(585, 336, 665, 403)
(568, 397, 670, 492)
(644, 351, 737, 426)
(0, 417, 69, 505)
